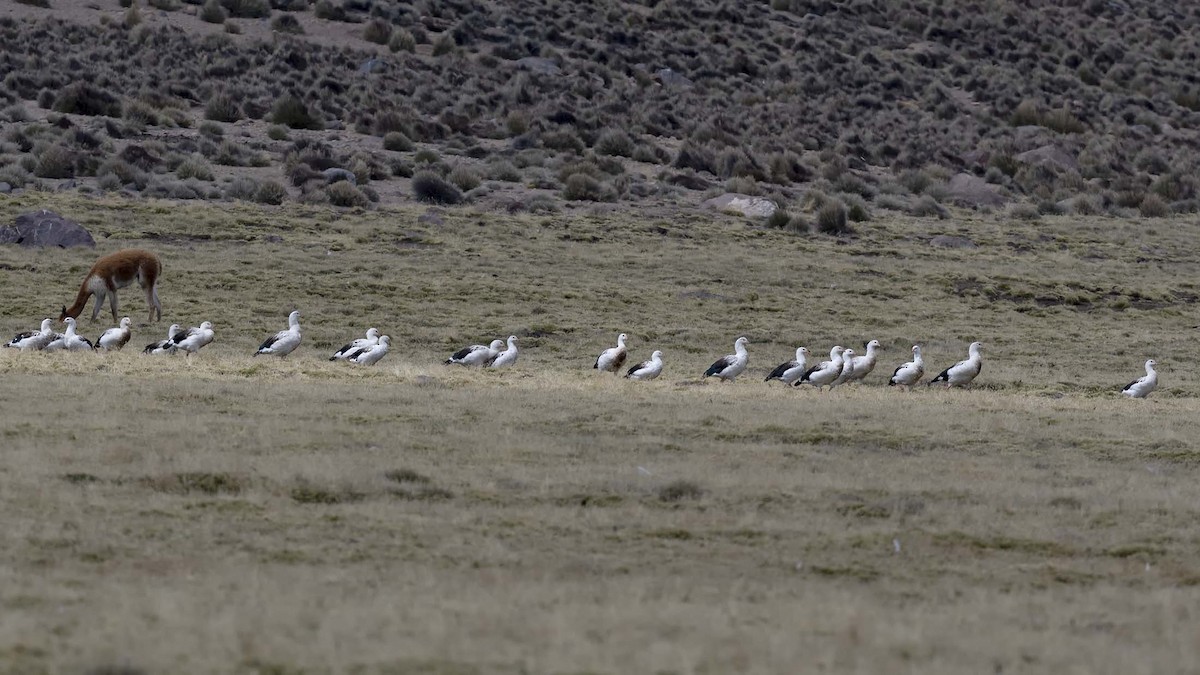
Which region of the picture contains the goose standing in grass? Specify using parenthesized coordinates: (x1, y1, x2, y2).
(845, 340, 881, 383)
(4, 319, 56, 351)
(929, 342, 983, 388)
(829, 348, 856, 389)
(144, 324, 181, 355)
(888, 345, 925, 388)
(445, 339, 506, 366)
(330, 327, 379, 361)
(44, 317, 93, 352)
(96, 317, 133, 351)
(350, 335, 391, 366)
(172, 321, 215, 355)
(625, 350, 664, 381)
(703, 337, 749, 382)
(1122, 359, 1158, 399)
(594, 333, 629, 375)
(254, 310, 301, 357)
(489, 335, 519, 368)
(797, 346, 844, 390)
(765, 347, 810, 385)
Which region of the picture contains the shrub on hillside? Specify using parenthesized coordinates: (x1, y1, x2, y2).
(382, 132, 413, 151)
(52, 83, 120, 117)
(593, 128, 635, 157)
(326, 181, 369, 208)
(220, 0, 269, 18)
(267, 125, 289, 141)
(199, 0, 226, 22)
(815, 200, 851, 235)
(271, 14, 303, 34)
(271, 95, 321, 130)
(255, 180, 287, 205)
(389, 29, 416, 53)
(562, 173, 614, 201)
(205, 93, 241, 122)
(34, 144, 75, 178)
(1139, 193, 1169, 218)
(412, 171, 463, 204)
(448, 165, 481, 191)
(176, 155, 214, 181)
(486, 160, 520, 182)
(363, 18, 391, 44)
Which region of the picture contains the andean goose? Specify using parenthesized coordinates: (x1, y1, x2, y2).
(44, 317, 93, 352)
(594, 333, 629, 375)
(929, 342, 983, 388)
(254, 310, 301, 357)
(888, 345, 925, 388)
(172, 321, 215, 355)
(4, 319, 56, 351)
(845, 339, 881, 383)
(489, 335, 519, 368)
(703, 337, 749, 382)
(797, 346, 844, 390)
(765, 347, 810, 385)
(97, 317, 132, 351)
(445, 339, 505, 366)
(1121, 359, 1158, 399)
(330, 327, 380, 361)
(828, 348, 856, 389)
(350, 335, 391, 366)
(144, 324, 181, 355)
(625, 350, 664, 380)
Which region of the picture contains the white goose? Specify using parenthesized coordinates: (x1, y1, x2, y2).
(351, 335, 391, 366)
(330, 327, 380, 361)
(845, 339, 881, 383)
(254, 310, 301, 357)
(929, 342, 983, 388)
(765, 346, 810, 385)
(172, 321, 215, 355)
(144, 324, 181, 355)
(625, 350, 664, 380)
(888, 345, 925, 388)
(445, 338, 505, 366)
(45, 317, 93, 352)
(829, 348, 856, 389)
(1122, 359, 1158, 399)
(489, 335, 519, 368)
(5, 318, 56, 351)
(797, 346, 844, 390)
(703, 337, 749, 382)
(97, 317, 132, 351)
(594, 333, 629, 374)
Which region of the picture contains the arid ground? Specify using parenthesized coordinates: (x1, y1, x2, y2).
(1, 193, 1199, 673)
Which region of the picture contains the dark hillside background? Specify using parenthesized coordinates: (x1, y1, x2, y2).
(2, 0, 1199, 223)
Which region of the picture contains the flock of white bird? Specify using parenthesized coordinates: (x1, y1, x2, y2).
(2, 316, 1160, 398)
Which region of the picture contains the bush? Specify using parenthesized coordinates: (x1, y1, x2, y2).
(255, 180, 287, 205)
(124, 4, 142, 27)
(271, 94, 321, 130)
(412, 170, 463, 204)
(389, 29, 416, 53)
(562, 173, 613, 201)
(198, 121, 223, 138)
(1139, 193, 1169, 218)
(432, 33, 456, 57)
(486, 160, 521, 182)
(199, 0, 226, 22)
(220, 0, 269, 18)
(34, 145, 74, 179)
(224, 20, 241, 34)
(0, 163, 32, 188)
(447, 165, 481, 191)
(176, 155, 214, 181)
(149, 0, 181, 9)
(267, 125, 289, 141)
(1008, 202, 1041, 221)
(363, 18, 391, 44)
(815, 200, 851, 234)
(271, 13, 303, 34)
(225, 176, 258, 200)
(594, 128, 635, 157)
(382, 132, 413, 152)
(53, 83, 120, 117)
(204, 93, 241, 122)
(122, 99, 159, 127)
(326, 181, 369, 208)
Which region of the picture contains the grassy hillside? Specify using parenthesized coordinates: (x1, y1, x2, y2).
(2, 0, 1200, 221)
(1, 193, 1200, 672)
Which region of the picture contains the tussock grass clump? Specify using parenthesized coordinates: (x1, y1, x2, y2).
(326, 181, 369, 208)
(266, 125, 289, 141)
(220, 0, 269, 18)
(384, 469, 431, 485)
(432, 33, 456, 57)
(271, 95, 321, 130)
(199, 0, 226, 23)
(255, 180, 287, 205)
(363, 18, 392, 45)
(53, 83, 120, 117)
(594, 128, 635, 157)
(382, 132, 413, 152)
(486, 160, 520, 182)
(225, 175, 258, 201)
(271, 14, 304, 34)
(176, 155, 214, 181)
(1139, 193, 1169, 218)
(412, 170, 463, 204)
(389, 29, 416, 53)
(34, 144, 74, 179)
(562, 173, 614, 201)
(447, 165, 481, 191)
(815, 200, 851, 235)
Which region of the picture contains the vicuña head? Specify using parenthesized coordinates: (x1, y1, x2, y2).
(59, 249, 162, 323)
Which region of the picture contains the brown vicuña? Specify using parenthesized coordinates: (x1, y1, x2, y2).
(59, 249, 162, 323)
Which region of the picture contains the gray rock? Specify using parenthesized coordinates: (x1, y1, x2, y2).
(0, 210, 96, 248)
(516, 57, 561, 76)
(942, 173, 1006, 208)
(1016, 145, 1078, 172)
(322, 168, 357, 185)
(701, 193, 778, 218)
(358, 58, 382, 75)
(656, 68, 692, 88)
(0, 182, 10, 194)
(930, 235, 977, 249)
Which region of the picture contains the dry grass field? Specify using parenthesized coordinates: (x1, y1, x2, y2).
(2, 193, 1200, 673)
